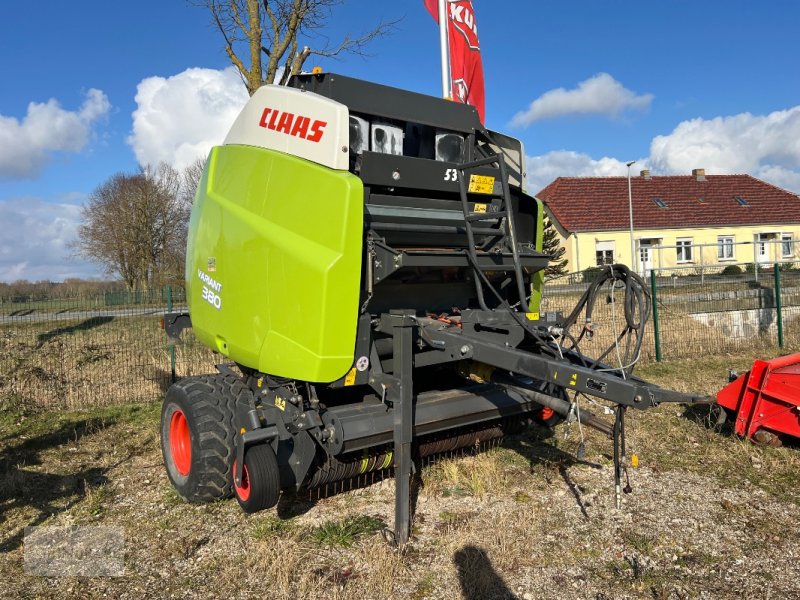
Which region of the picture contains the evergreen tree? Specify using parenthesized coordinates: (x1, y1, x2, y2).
(542, 213, 568, 279)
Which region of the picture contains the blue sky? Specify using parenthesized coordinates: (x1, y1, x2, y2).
(1, 0, 799, 281)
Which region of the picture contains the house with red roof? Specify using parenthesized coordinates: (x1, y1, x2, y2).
(536, 169, 800, 274)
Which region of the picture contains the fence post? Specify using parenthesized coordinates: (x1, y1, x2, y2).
(774, 264, 784, 349)
(753, 242, 759, 283)
(700, 244, 705, 285)
(167, 285, 177, 383)
(650, 270, 662, 361)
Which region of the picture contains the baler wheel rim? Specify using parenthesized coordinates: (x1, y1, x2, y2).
(538, 407, 555, 421)
(234, 444, 280, 514)
(169, 409, 192, 476)
(233, 460, 251, 502)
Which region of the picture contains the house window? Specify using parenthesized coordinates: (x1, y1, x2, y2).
(595, 241, 614, 266)
(676, 238, 693, 263)
(653, 197, 668, 208)
(718, 236, 735, 260)
(782, 234, 794, 258)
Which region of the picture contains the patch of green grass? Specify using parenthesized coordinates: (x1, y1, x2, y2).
(513, 491, 532, 504)
(604, 558, 632, 577)
(635, 349, 796, 396)
(0, 401, 160, 451)
(491, 446, 530, 468)
(69, 482, 114, 518)
(309, 514, 386, 547)
(437, 510, 474, 531)
(163, 484, 184, 507)
(409, 572, 436, 600)
(623, 531, 656, 555)
(438, 511, 459, 525)
(441, 485, 471, 498)
(251, 515, 296, 541)
(676, 551, 717, 569)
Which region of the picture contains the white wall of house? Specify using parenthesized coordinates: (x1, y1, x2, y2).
(549, 223, 800, 273)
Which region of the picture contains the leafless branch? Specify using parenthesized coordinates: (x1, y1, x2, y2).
(76, 162, 199, 290)
(192, 0, 400, 94)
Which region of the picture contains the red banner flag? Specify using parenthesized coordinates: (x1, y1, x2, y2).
(423, 0, 440, 20)
(424, 0, 486, 123)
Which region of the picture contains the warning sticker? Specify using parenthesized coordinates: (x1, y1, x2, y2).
(344, 368, 357, 386)
(468, 174, 495, 194)
(473, 203, 488, 213)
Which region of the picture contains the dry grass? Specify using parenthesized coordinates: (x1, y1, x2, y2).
(2, 291, 800, 598)
(0, 316, 217, 411)
(2, 350, 799, 599)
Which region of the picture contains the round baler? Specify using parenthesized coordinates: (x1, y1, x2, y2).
(160, 73, 705, 544)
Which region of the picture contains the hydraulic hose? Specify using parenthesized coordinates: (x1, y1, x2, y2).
(557, 264, 650, 377)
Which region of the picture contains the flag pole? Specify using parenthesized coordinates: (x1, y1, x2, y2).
(438, 0, 450, 99)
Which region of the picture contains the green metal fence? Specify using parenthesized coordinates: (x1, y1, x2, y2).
(0, 286, 216, 411)
(542, 263, 799, 363)
(2, 269, 800, 410)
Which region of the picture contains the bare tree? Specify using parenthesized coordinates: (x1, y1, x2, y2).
(181, 158, 206, 206)
(76, 164, 192, 290)
(195, 0, 398, 94)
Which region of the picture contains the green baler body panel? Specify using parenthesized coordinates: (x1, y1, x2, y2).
(186, 145, 364, 382)
(529, 196, 545, 314)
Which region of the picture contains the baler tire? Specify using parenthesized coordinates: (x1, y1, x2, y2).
(161, 374, 245, 503)
(234, 444, 280, 513)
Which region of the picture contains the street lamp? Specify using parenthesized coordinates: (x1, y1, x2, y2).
(626, 160, 636, 272)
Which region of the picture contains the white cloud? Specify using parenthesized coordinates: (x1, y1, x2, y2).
(0, 197, 101, 282)
(128, 67, 249, 170)
(0, 89, 110, 179)
(754, 165, 800, 193)
(527, 106, 800, 195)
(527, 150, 645, 193)
(511, 73, 653, 127)
(650, 106, 800, 178)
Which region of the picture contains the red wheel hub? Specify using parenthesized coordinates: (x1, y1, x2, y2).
(169, 409, 192, 476)
(539, 407, 555, 421)
(234, 460, 251, 501)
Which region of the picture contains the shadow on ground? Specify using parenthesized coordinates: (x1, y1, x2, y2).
(150, 366, 174, 395)
(36, 316, 114, 348)
(502, 422, 601, 473)
(454, 544, 519, 600)
(270, 421, 597, 529)
(681, 402, 735, 437)
(0, 416, 118, 552)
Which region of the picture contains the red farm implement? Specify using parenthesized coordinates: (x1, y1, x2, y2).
(717, 353, 800, 445)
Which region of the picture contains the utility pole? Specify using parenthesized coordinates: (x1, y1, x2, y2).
(627, 161, 636, 272)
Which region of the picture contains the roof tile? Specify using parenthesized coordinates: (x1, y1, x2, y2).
(536, 174, 800, 232)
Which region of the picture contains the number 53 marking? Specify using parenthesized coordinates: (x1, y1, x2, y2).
(444, 169, 458, 182)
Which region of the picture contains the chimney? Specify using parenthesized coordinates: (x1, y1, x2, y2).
(640, 169, 651, 180)
(692, 168, 706, 181)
